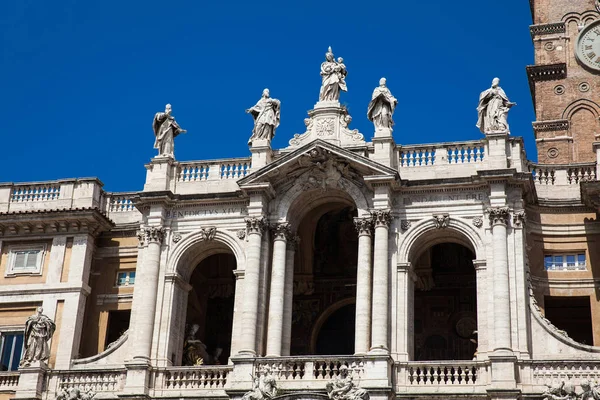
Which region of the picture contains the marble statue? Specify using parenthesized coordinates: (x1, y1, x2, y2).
(319, 47, 348, 102)
(581, 380, 600, 400)
(182, 324, 210, 366)
(242, 365, 278, 400)
(367, 77, 397, 131)
(326, 365, 369, 400)
(56, 387, 95, 400)
(20, 307, 56, 366)
(246, 89, 281, 145)
(152, 104, 187, 157)
(476, 78, 516, 134)
(542, 381, 577, 400)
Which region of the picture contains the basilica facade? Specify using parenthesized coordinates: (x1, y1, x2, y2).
(1, 1, 600, 400)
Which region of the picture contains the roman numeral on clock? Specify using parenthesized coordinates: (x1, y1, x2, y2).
(586, 45, 593, 50)
(588, 52, 597, 59)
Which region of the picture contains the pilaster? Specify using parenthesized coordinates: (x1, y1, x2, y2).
(143, 156, 176, 192)
(249, 138, 273, 171)
(484, 132, 509, 170)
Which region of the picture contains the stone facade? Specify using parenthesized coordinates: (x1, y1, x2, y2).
(0, 3, 600, 400)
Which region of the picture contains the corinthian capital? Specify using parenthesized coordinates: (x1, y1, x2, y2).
(137, 226, 165, 246)
(513, 210, 526, 227)
(487, 207, 510, 226)
(354, 217, 373, 236)
(371, 210, 392, 227)
(271, 222, 293, 241)
(245, 216, 266, 234)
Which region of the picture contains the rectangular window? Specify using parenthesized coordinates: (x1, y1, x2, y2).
(543, 253, 586, 271)
(116, 271, 136, 286)
(6, 245, 45, 276)
(0, 332, 24, 371)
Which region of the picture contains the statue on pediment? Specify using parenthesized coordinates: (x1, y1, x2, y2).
(367, 78, 397, 131)
(20, 307, 56, 366)
(326, 365, 369, 400)
(476, 78, 516, 134)
(153, 104, 187, 157)
(247, 89, 281, 146)
(319, 47, 348, 102)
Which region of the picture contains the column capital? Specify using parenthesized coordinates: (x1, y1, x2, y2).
(244, 216, 267, 234)
(487, 206, 510, 226)
(354, 217, 373, 236)
(137, 226, 165, 246)
(512, 210, 526, 228)
(271, 222, 294, 241)
(371, 209, 392, 227)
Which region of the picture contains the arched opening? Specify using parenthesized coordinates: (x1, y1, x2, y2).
(183, 252, 236, 365)
(413, 243, 477, 361)
(290, 194, 359, 355)
(314, 303, 356, 355)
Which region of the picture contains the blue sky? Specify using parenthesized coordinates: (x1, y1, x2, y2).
(1, 0, 534, 192)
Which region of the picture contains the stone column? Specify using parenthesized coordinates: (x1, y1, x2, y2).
(131, 227, 165, 361)
(488, 207, 512, 352)
(266, 223, 292, 356)
(229, 270, 245, 358)
(396, 262, 414, 361)
(370, 210, 391, 353)
(473, 260, 487, 359)
(238, 216, 265, 356)
(354, 217, 373, 355)
(281, 236, 297, 357)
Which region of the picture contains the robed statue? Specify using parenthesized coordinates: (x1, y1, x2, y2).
(319, 47, 348, 102)
(367, 77, 397, 131)
(246, 89, 281, 146)
(476, 78, 516, 134)
(152, 104, 187, 157)
(242, 365, 278, 400)
(20, 307, 56, 366)
(326, 365, 369, 400)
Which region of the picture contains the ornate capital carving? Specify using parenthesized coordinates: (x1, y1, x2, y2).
(433, 214, 450, 229)
(371, 210, 392, 227)
(354, 217, 373, 236)
(513, 210, 526, 227)
(199, 227, 217, 241)
(137, 226, 165, 246)
(271, 222, 293, 241)
(245, 216, 266, 235)
(487, 207, 510, 226)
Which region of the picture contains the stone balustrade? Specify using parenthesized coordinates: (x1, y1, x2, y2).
(257, 357, 365, 382)
(49, 369, 126, 393)
(174, 157, 252, 194)
(0, 178, 104, 213)
(152, 366, 231, 397)
(528, 162, 597, 201)
(0, 372, 19, 391)
(395, 361, 490, 394)
(103, 192, 142, 224)
(524, 360, 600, 386)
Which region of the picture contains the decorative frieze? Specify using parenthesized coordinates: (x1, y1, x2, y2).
(245, 216, 267, 234)
(271, 222, 293, 241)
(529, 22, 566, 38)
(487, 207, 510, 226)
(532, 119, 569, 133)
(371, 210, 392, 227)
(433, 214, 450, 229)
(137, 226, 165, 246)
(526, 63, 567, 82)
(354, 217, 373, 236)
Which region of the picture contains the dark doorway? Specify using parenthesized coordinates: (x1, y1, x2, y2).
(105, 310, 130, 349)
(315, 303, 356, 355)
(413, 243, 477, 360)
(544, 296, 593, 345)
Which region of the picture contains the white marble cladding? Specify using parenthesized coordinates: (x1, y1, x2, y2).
(0, 179, 104, 213)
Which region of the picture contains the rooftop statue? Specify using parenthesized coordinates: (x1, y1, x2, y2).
(367, 77, 397, 131)
(152, 104, 187, 157)
(319, 47, 348, 102)
(246, 89, 281, 146)
(476, 78, 516, 134)
(20, 307, 56, 366)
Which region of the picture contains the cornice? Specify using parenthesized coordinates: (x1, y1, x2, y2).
(530, 22, 566, 39)
(532, 119, 569, 133)
(526, 63, 567, 110)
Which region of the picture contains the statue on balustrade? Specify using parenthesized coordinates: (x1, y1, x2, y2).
(367, 77, 397, 131)
(476, 78, 516, 134)
(152, 103, 187, 157)
(242, 365, 278, 400)
(56, 387, 95, 400)
(20, 307, 56, 366)
(326, 365, 369, 400)
(182, 323, 211, 366)
(246, 89, 281, 146)
(543, 381, 577, 400)
(319, 47, 348, 102)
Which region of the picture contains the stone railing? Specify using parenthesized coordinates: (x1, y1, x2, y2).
(153, 366, 232, 396)
(395, 361, 490, 393)
(50, 369, 126, 393)
(399, 141, 485, 168)
(176, 158, 251, 183)
(528, 162, 597, 201)
(103, 192, 142, 224)
(0, 372, 19, 391)
(0, 179, 104, 213)
(256, 357, 365, 382)
(525, 360, 600, 386)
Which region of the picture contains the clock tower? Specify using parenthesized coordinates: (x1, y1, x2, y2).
(528, 0, 600, 164)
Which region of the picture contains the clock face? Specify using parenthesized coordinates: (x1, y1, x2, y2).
(576, 20, 600, 72)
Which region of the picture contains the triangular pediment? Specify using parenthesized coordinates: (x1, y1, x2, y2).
(239, 140, 398, 192)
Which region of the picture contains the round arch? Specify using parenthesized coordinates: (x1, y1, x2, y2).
(309, 297, 356, 354)
(562, 99, 600, 120)
(398, 217, 485, 264)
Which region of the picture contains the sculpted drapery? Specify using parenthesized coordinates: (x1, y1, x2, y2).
(152, 104, 187, 156)
(247, 89, 281, 145)
(476, 78, 515, 134)
(367, 77, 397, 130)
(20, 307, 56, 366)
(319, 47, 348, 102)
